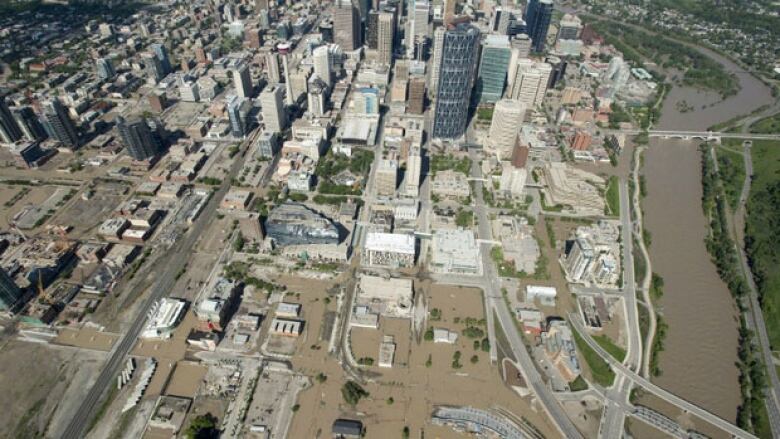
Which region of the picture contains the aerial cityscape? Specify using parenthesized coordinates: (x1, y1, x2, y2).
(0, 0, 779, 438)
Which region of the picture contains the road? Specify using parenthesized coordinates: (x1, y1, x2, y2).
(598, 180, 642, 439)
(570, 316, 758, 439)
(603, 128, 780, 141)
(59, 144, 249, 439)
(467, 148, 584, 439)
(631, 146, 656, 379)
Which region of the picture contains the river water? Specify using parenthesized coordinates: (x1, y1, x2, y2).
(642, 45, 774, 421)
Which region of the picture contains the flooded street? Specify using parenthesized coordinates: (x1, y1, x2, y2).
(643, 141, 741, 421)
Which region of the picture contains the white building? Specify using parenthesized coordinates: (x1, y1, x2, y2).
(526, 285, 557, 306)
(362, 232, 416, 268)
(141, 298, 186, 339)
(430, 229, 482, 275)
(402, 153, 421, 197)
(489, 99, 527, 158)
(260, 85, 287, 133)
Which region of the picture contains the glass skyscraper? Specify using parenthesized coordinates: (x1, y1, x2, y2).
(432, 23, 480, 140)
(116, 116, 160, 161)
(476, 35, 512, 104)
(525, 0, 553, 53)
(0, 268, 22, 311)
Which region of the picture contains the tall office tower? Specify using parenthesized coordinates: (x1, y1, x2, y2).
(407, 0, 429, 58)
(357, 0, 371, 24)
(151, 43, 172, 75)
(277, 43, 294, 106)
(403, 152, 421, 197)
(510, 60, 549, 107)
(375, 158, 398, 196)
(226, 95, 247, 138)
(179, 79, 201, 102)
(260, 85, 287, 132)
(233, 61, 253, 99)
(557, 13, 582, 41)
(313, 45, 333, 87)
(377, 10, 395, 65)
(430, 26, 445, 96)
(432, 23, 480, 140)
(307, 79, 328, 116)
(407, 76, 425, 114)
(353, 87, 380, 114)
(443, 0, 457, 24)
(334, 0, 361, 51)
(258, 8, 271, 29)
(143, 52, 165, 82)
(488, 99, 526, 157)
(492, 7, 512, 34)
(546, 56, 566, 88)
(524, 0, 553, 53)
(367, 10, 379, 49)
(12, 107, 47, 141)
(264, 50, 281, 83)
(0, 268, 22, 311)
(0, 98, 22, 144)
(290, 67, 312, 102)
(42, 99, 79, 147)
(116, 116, 160, 161)
(476, 35, 511, 104)
(96, 57, 116, 80)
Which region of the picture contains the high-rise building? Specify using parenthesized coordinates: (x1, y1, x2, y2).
(407, 76, 425, 114)
(509, 59, 550, 107)
(42, 99, 79, 147)
(151, 43, 172, 75)
(264, 49, 281, 83)
(430, 27, 446, 97)
(476, 35, 511, 104)
(403, 152, 421, 197)
(96, 57, 116, 80)
(256, 131, 279, 158)
(116, 115, 160, 161)
(524, 0, 553, 53)
(260, 85, 287, 133)
(367, 10, 380, 49)
(226, 95, 249, 138)
(313, 45, 333, 87)
(278, 43, 294, 106)
(432, 23, 480, 140)
(195, 46, 208, 65)
(334, 0, 361, 51)
(143, 52, 165, 82)
(375, 158, 398, 196)
(488, 99, 526, 157)
(557, 14, 582, 41)
(12, 107, 47, 142)
(233, 62, 254, 99)
(307, 79, 328, 116)
(0, 268, 22, 311)
(179, 79, 200, 102)
(407, 0, 429, 58)
(0, 98, 22, 144)
(377, 10, 395, 65)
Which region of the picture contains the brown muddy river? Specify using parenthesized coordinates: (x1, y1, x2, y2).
(642, 43, 774, 421)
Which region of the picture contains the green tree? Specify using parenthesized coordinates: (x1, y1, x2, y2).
(184, 413, 219, 439)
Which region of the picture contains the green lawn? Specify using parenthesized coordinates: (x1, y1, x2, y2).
(592, 334, 627, 362)
(571, 325, 616, 387)
(717, 141, 746, 210)
(750, 112, 780, 134)
(746, 140, 780, 349)
(605, 176, 620, 216)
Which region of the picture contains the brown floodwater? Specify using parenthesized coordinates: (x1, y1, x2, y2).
(639, 36, 775, 423)
(643, 141, 741, 421)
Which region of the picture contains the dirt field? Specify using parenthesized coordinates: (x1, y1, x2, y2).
(165, 361, 207, 398)
(0, 340, 106, 438)
(0, 184, 58, 229)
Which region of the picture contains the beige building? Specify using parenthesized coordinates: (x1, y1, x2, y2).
(488, 99, 527, 158)
(375, 158, 398, 196)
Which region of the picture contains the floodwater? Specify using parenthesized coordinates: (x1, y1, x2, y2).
(643, 141, 741, 421)
(640, 43, 773, 421)
(657, 45, 774, 131)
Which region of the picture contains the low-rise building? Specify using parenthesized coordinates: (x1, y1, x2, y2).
(430, 229, 481, 275)
(362, 232, 415, 268)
